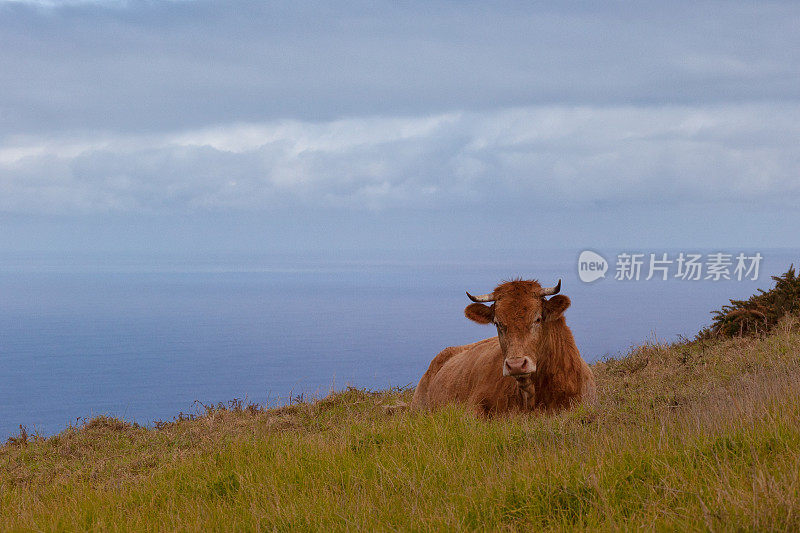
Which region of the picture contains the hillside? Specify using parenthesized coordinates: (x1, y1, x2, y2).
(2, 316, 800, 531)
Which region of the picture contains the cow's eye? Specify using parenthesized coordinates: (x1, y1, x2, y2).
(534, 316, 542, 323)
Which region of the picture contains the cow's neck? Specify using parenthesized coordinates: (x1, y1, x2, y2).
(533, 318, 582, 399)
(509, 373, 535, 409)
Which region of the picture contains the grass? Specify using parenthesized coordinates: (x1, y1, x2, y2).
(2, 315, 800, 531)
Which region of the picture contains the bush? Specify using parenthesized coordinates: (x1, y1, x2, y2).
(699, 265, 800, 338)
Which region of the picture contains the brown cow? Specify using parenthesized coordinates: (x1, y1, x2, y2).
(411, 279, 596, 416)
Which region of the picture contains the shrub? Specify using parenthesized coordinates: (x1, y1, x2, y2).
(699, 265, 800, 338)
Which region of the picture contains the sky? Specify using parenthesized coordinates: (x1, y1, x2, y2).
(1, 0, 799, 257)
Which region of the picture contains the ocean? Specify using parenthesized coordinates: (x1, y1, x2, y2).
(1, 249, 796, 440)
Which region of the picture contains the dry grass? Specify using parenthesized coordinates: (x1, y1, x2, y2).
(2, 316, 800, 531)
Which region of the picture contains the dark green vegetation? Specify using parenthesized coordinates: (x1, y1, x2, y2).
(700, 265, 800, 338)
(2, 296, 800, 530)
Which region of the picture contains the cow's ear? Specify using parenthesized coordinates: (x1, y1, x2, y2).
(465, 303, 494, 324)
(543, 295, 570, 322)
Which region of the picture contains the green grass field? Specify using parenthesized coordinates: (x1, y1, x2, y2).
(2, 315, 800, 531)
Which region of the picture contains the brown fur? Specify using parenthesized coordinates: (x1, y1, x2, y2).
(411, 280, 596, 416)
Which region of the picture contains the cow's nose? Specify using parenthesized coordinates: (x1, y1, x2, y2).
(504, 357, 534, 376)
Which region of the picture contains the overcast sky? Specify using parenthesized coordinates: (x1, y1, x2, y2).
(1, 0, 798, 256)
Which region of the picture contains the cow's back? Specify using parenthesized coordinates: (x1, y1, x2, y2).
(580, 359, 598, 406)
(411, 337, 507, 411)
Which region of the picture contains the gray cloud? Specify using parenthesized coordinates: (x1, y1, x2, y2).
(1, 1, 798, 137)
(1, 1, 799, 253)
(2, 103, 798, 214)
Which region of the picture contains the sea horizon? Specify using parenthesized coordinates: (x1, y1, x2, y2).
(1, 247, 797, 440)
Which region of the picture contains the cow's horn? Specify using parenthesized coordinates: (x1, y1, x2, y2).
(540, 279, 561, 296)
(466, 291, 495, 303)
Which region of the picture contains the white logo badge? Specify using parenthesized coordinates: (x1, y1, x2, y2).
(578, 250, 608, 283)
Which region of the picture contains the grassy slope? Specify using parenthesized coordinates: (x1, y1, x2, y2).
(2, 317, 800, 532)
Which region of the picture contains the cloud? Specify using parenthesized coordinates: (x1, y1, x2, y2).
(0, 1, 112, 4)
(1, 0, 798, 250)
(2, 103, 798, 214)
(1, 1, 798, 137)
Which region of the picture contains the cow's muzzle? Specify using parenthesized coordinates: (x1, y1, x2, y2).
(503, 357, 536, 377)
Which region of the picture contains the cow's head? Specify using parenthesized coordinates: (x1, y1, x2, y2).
(464, 279, 570, 378)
